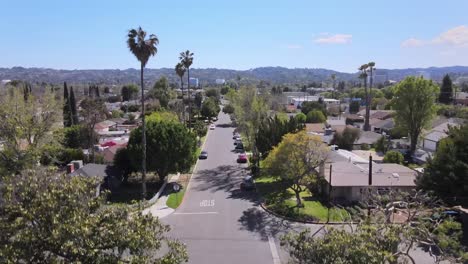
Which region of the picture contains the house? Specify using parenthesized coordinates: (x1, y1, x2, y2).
(94, 120, 117, 132)
(289, 96, 340, 109)
(320, 150, 417, 203)
(102, 145, 127, 164)
(422, 120, 462, 151)
(455, 92, 468, 106)
(68, 162, 121, 194)
(354, 131, 382, 149)
(373, 118, 394, 134)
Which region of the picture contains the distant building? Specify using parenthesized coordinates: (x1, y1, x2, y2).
(215, 79, 225, 85)
(189, 78, 199, 88)
(289, 96, 339, 108)
(1, 80, 11, 87)
(455, 92, 468, 106)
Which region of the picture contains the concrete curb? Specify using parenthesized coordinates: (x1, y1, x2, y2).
(147, 178, 168, 205)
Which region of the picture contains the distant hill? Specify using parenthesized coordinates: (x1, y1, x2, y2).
(1, 66, 468, 86)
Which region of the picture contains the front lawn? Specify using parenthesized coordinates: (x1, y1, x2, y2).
(167, 189, 185, 209)
(256, 175, 350, 222)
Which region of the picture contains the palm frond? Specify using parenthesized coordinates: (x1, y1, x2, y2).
(127, 27, 159, 67)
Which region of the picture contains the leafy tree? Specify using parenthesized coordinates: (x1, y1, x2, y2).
(220, 85, 231, 95)
(301, 101, 326, 116)
(60, 125, 88, 149)
(121, 84, 139, 101)
(127, 27, 159, 198)
(111, 109, 124, 118)
(393, 76, 438, 154)
(69, 86, 79, 125)
(374, 135, 390, 153)
(40, 145, 85, 166)
(306, 110, 326, 123)
(295, 112, 306, 123)
(201, 97, 220, 119)
(175, 63, 186, 123)
(331, 127, 360, 150)
(113, 147, 135, 184)
(349, 100, 360, 114)
(417, 124, 468, 203)
(151, 76, 171, 108)
(222, 104, 235, 114)
(179, 50, 194, 128)
(80, 99, 107, 162)
(337, 81, 345, 91)
(127, 119, 197, 182)
(146, 111, 179, 123)
(0, 89, 60, 175)
(439, 74, 453, 104)
(103, 86, 110, 93)
(383, 150, 404, 164)
(193, 120, 207, 138)
(63, 82, 73, 127)
(205, 88, 220, 100)
(0, 169, 188, 263)
(263, 131, 328, 207)
(194, 92, 203, 109)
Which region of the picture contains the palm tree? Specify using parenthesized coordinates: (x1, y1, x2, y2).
(175, 62, 186, 124)
(179, 50, 194, 129)
(359, 64, 370, 131)
(127, 27, 159, 199)
(366, 62, 376, 130)
(331, 73, 337, 98)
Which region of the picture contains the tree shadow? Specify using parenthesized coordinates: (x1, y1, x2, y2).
(237, 207, 296, 241)
(215, 123, 232, 128)
(193, 165, 248, 193)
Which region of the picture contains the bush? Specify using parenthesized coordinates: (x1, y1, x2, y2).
(331, 127, 360, 150)
(301, 101, 327, 116)
(360, 143, 370, 150)
(383, 151, 404, 164)
(349, 100, 360, 114)
(222, 104, 235, 114)
(295, 112, 307, 123)
(306, 110, 326, 123)
(193, 120, 207, 138)
(374, 136, 389, 153)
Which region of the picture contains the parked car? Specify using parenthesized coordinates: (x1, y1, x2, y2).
(237, 153, 248, 163)
(233, 133, 240, 139)
(209, 124, 216, 130)
(240, 175, 255, 191)
(235, 143, 244, 151)
(199, 150, 208, 159)
(234, 139, 242, 145)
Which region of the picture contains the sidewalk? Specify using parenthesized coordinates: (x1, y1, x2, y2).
(142, 173, 180, 218)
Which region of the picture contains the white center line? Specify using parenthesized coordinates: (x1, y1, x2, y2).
(268, 233, 281, 264)
(173, 212, 219, 215)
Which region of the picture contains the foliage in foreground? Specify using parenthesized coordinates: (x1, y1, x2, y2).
(0, 169, 188, 263)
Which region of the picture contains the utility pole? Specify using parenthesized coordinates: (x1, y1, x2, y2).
(327, 164, 333, 223)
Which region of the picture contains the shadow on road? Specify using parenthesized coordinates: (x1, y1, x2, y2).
(237, 207, 294, 241)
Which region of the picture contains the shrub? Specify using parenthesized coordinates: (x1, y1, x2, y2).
(383, 151, 404, 164)
(295, 112, 307, 123)
(360, 143, 370, 150)
(306, 110, 326, 123)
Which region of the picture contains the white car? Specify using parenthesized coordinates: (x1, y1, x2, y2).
(209, 124, 216, 130)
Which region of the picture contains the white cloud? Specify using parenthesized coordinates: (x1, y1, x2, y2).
(401, 25, 468, 48)
(314, 34, 352, 44)
(433, 25, 468, 47)
(401, 38, 425, 48)
(287, 44, 302, 49)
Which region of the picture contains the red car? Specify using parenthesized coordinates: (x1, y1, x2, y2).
(237, 153, 248, 163)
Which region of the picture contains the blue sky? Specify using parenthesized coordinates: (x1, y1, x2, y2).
(1, 0, 467, 72)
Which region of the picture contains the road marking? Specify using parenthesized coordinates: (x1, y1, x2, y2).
(268, 233, 281, 264)
(199, 199, 215, 207)
(173, 212, 219, 215)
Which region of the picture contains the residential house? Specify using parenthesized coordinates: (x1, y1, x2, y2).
(94, 120, 117, 132)
(102, 144, 127, 164)
(353, 131, 383, 149)
(422, 120, 462, 152)
(68, 161, 121, 194)
(455, 92, 468, 106)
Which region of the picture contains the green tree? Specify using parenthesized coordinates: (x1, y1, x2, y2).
(60, 125, 87, 149)
(69, 86, 79, 125)
(417, 124, 468, 202)
(300, 101, 326, 116)
(349, 100, 360, 114)
(306, 110, 326, 123)
(175, 63, 186, 123)
(201, 97, 220, 119)
(331, 127, 360, 150)
(295, 112, 307, 123)
(205, 88, 220, 100)
(383, 151, 404, 164)
(80, 99, 107, 162)
(439, 74, 453, 104)
(0, 169, 188, 263)
(151, 76, 171, 108)
(179, 50, 194, 129)
(193, 120, 207, 138)
(263, 131, 328, 207)
(113, 147, 135, 184)
(222, 104, 235, 114)
(393, 76, 438, 154)
(220, 85, 230, 95)
(127, 27, 159, 199)
(127, 119, 197, 182)
(63, 82, 73, 127)
(121, 84, 139, 101)
(374, 135, 390, 153)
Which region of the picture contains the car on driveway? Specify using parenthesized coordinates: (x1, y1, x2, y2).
(209, 124, 216, 130)
(237, 153, 248, 163)
(240, 175, 255, 191)
(199, 150, 208, 159)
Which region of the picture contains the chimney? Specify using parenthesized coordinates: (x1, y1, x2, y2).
(67, 163, 75, 174)
(368, 155, 373, 186)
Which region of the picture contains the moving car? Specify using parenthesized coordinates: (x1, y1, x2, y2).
(209, 124, 216, 130)
(199, 150, 208, 159)
(240, 175, 255, 191)
(237, 153, 248, 163)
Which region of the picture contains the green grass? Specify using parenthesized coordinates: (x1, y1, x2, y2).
(256, 174, 349, 222)
(166, 190, 185, 209)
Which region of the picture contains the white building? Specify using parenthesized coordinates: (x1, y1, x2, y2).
(189, 78, 199, 88)
(289, 96, 340, 108)
(215, 79, 226, 85)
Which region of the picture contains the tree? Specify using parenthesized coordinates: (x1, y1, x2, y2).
(374, 135, 390, 153)
(80, 98, 107, 162)
(220, 85, 230, 95)
(337, 81, 345, 91)
(306, 110, 326, 123)
(121, 84, 139, 101)
(201, 97, 220, 119)
(69, 86, 79, 125)
(205, 88, 220, 100)
(393, 76, 438, 154)
(295, 112, 306, 123)
(222, 104, 234, 114)
(0, 169, 188, 263)
(300, 101, 326, 116)
(383, 150, 404, 164)
(417, 124, 468, 203)
(193, 120, 207, 139)
(179, 50, 194, 129)
(263, 131, 328, 207)
(114, 147, 136, 184)
(349, 100, 360, 114)
(63, 82, 73, 127)
(439, 74, 453, 104)
(103, 86, 110, 93)
(0, 89, 60, 175)
(151, 76, 171, 108)
(127, 26, 159, 199)
(60, 125, 88, 149)
(175, 63, 186, 124)
(366, 62, 376, 131)
(127, 119, 197, 182)
(331, 127, 360, 150)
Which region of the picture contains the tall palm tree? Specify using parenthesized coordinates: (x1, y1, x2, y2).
(127, 27, 159, 199)
(179, 50, 194, 129)
(366, 62, 376, 130)
(331, 73, 337, 98)
(175, 62, 186, 124)
(359, 64, 370, 131)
